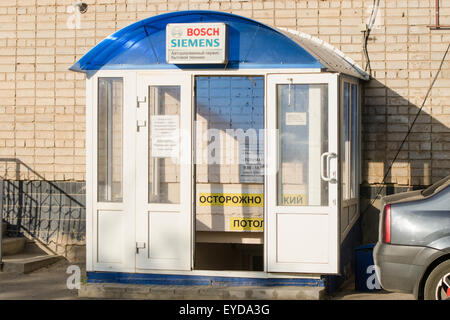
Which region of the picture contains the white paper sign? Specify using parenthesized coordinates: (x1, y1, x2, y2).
(166, 23, 228, 64)
(150, 115, 179, 158)
(239, 142, 264, 183)
(285, 112, 307, 126)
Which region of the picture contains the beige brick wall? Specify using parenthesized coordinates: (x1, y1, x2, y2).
(0, 0, 449, 187)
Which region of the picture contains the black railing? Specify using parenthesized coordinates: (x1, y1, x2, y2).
(0, 158, 85, 256)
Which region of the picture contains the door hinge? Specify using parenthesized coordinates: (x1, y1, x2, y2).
(136, 241, 146, 253)
(137, 96, 146, 108)
(136, 120, 147, 132)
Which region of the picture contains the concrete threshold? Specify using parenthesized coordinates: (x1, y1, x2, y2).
(79, 283, 325, 300)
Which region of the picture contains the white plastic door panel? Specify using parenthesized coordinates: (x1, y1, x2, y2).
(135, 74, 192, 271)
(266, 73, 339, 274)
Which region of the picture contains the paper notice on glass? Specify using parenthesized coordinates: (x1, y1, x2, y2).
(150, 115, 179, 158)
(285, 112, 307, 126)
(239, 141, 264, 183)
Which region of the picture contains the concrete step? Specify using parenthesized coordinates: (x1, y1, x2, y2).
(22, 240, 48, 255)
(1, 253, 63, 274)
(1, 237, 26, 256)
(1, 236, 64, 274)
(79, 283, 325, 300)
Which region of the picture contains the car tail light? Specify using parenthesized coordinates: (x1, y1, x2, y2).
(382, 204, 391, 244)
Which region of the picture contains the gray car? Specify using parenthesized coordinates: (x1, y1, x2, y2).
(373, 174, 450, 300)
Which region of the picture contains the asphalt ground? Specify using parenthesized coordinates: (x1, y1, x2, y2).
(0, 259, 414, 300)
(327, 276, 414, 300)
(0, 259, 80, 300)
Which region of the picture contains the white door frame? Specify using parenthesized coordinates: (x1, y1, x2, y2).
(339, 75, 361, 242)
(86, 68, 344, 276)
(135, 73, 192, 271)
(87, 70, 137, 273)
(265, 73, 339, 274)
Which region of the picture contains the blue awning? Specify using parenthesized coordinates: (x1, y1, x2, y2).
(70, 11, 325, 72)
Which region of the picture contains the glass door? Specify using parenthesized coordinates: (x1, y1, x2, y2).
(135, 74, 192, 271)
(266, 74, 339, 274)
(193, 76, 265, 271)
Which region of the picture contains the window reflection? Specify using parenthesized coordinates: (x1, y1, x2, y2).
(277, 84, 328, 206)
(97, 78, 123, 202)
(148, 86, 181, 204)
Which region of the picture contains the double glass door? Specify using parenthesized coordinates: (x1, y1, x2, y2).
(130, 73, 338, 273)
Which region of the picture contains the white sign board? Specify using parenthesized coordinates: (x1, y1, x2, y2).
(166, 23, 228, 64)
(285, 112, 307, 126)
(150, 115, 179, 158)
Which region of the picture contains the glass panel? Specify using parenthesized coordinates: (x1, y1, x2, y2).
(350, 84, 358, 198)
(97, 78, 123, 202)
(195, 76, 264, 182)
(277, 84, 328, 206)
(148, 86, 180, 204)
(194, 76, 264, 234)
(342, 82, 350, 200)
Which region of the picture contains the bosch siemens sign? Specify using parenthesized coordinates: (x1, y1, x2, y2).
(166, 23, 228, 64)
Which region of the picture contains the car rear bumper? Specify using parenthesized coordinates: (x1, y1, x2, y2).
(373, 242, 444, 297)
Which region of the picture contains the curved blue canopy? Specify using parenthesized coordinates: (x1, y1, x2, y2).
(70, 11, 324, 71)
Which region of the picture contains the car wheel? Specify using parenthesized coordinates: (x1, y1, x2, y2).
(424, 260, 450, 300)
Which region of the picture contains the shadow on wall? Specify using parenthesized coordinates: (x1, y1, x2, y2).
(360, 78, 450, 243)
(0, 158, 86, 262)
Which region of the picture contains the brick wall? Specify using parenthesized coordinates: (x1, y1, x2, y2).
(0, 0, 449, 246)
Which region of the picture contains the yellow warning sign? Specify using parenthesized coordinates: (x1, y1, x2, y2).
(230, 217, 264, 231)
(198, 193, 264, 207)
(282, 194, 307, 206)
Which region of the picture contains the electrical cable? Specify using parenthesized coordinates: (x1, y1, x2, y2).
(363, 0, 380, 76)
(361, 42, 450, 216)
(363, 32, 371, 75)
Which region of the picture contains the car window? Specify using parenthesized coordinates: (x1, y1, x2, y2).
(422, 174, 450, 197)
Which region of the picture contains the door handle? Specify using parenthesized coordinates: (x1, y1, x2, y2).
(136, 241, 146, 254)
(321, 152, 337, 182)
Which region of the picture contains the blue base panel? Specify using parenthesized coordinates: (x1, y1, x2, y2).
(87, 271, 325, 287)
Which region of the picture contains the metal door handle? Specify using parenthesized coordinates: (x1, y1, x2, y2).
(136, 241, 146, 253)
(321, 152, 337, 182)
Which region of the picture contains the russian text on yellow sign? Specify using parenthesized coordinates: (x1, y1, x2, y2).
(198, 193, 264, 207)
(229, 217, 264, 231)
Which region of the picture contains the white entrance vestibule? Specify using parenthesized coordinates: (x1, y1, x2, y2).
(74, 11, 367, 287)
